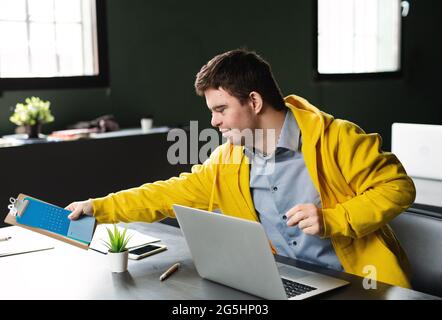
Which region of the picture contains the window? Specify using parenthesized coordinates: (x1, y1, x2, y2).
(315, 0, 407, 79)
(0, 0, 108, 90)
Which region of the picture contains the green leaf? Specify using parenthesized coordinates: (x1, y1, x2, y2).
(105, 224, 132, 252)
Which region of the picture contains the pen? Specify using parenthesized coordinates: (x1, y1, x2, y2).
(0, 236, 11, 242)
(159, 262, 180, 281)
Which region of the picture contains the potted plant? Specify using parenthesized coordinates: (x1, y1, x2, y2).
(103, 224, 132, 273)
(9, 96, 54, 139)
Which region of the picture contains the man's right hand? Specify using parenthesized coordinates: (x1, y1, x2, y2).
(66, 200, 93, 220)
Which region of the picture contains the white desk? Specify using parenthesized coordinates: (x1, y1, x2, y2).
(0, 222, 256, 300)
(0, 222, 439, 300)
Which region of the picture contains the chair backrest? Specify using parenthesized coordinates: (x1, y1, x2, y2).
(390, 210, 442, 297)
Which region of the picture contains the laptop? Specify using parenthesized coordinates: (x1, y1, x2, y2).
(391, 122, 442, 180)
(173, 204, 349, 300)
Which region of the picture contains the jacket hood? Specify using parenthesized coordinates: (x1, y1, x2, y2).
(284, 94, 334, 147)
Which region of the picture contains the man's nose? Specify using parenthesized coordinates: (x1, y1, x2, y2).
(211, 114, 221, 127)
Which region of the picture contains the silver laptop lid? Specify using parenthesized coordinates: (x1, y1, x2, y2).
(173, 204, 287, 299)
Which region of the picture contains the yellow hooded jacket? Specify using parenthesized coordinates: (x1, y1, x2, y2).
(92, 95, 416, 288)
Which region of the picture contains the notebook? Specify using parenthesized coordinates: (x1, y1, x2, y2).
(89, 224, 161, 254)
(0, 226, 55, 257)
(4, 194, 96, 250)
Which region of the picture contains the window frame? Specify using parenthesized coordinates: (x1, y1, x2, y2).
(313, 0, 405, 81)
(0, 0, 109, 91)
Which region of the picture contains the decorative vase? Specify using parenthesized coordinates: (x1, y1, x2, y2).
(108, 250, 129, 273)
(25, 123, 42, 139)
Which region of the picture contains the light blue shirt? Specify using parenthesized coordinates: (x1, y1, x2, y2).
(244, 110, 343, 271)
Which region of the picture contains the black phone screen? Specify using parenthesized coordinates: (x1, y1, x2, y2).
(129, 245, 160, 255)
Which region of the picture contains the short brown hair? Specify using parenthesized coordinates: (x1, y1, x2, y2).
(195, 49, 286, 110)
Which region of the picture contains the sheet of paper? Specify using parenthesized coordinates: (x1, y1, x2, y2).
(0, 226, 55, 257)
(89, 224, 160, 254)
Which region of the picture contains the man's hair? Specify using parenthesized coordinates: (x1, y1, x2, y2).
(194, 49, 286, 111)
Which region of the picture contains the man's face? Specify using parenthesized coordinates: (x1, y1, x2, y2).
(205, 87, 257, 146)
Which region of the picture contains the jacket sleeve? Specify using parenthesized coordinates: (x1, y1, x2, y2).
(321, 120, 416, 239)
(91, 150, 219, 224)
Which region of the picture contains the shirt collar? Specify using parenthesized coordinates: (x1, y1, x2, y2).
(277, 109, 301, 152)
(244, 109, 301, 159)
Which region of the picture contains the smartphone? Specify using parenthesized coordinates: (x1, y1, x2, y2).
(128, 244, 167, 260)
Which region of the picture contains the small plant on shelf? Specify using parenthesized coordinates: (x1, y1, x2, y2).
(9, 96, 54, 138)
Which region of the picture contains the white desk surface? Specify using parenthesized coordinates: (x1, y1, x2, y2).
(0, 221, 439, 300)
(0, 222, 254, 300)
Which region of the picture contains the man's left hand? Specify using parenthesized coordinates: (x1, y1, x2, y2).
(285, 203, 324, 237)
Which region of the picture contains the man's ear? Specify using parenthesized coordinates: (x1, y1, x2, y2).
(248, 91, 264, 114)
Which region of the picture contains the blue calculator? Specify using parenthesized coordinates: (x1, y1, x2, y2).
(16, 197, 96, 244)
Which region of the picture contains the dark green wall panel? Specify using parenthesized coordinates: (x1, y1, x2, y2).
(1, 0, 440, 151)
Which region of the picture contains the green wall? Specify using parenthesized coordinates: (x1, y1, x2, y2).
(1, 0, 440, 150)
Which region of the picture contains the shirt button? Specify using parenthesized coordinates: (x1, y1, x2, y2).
(292, 241, 297, 246)
(282, 215, 287, 220)
(272, 186, 278, 192)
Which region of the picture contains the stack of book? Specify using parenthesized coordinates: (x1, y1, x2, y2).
(48, 128, 99, 140)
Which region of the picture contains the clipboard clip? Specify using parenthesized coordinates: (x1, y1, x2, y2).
(7, 197, 28, 217)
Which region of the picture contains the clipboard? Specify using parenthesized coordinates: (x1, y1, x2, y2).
(4, 194, 96, 250)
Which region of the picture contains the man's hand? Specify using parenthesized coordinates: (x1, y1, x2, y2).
(285, 203, 324, 237)
(66, 200, 93, 220)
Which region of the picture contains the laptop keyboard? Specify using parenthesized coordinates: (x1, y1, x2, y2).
(282, 278, 317, 298)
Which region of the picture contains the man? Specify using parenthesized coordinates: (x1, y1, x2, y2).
(67, 49, 415, 288)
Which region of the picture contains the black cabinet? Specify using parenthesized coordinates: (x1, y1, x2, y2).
(0, 130, 193, 228)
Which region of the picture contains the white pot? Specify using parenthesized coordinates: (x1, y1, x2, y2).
(108, 250, 129, 273)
